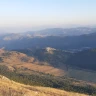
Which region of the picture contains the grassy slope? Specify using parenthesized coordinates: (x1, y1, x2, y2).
(0, 49, 65, 76)
(0, 75, 88, 96)
(14, 48, 96, 83)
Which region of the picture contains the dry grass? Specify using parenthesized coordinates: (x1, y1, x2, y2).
(0, 50, 65, 76)
(0, 75, 88, 96)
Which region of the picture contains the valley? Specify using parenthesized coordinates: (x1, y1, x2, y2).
(0, 27, 96, 95)
(0, 48, 96, 95)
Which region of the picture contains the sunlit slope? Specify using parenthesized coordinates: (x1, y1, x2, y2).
(0, 49, 65, 76)
(0, 75, 88, 96)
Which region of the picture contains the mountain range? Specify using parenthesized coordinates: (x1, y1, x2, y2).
(1, 27, 96, 95)
(0, 27, 96, 50)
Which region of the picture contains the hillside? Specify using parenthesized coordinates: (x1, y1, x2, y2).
(0, 49, 96, 95)
(14, 47, 72, 69)
(67, 48, 96, 71)
(14, 48, 96, 83)
(0, 49, 65, 76)
(0, 75, 88, 96)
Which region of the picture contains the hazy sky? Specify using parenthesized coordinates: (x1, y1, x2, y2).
(0, 0, 96, 32)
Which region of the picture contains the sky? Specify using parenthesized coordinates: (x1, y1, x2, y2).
(0, 0, 96, 32)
